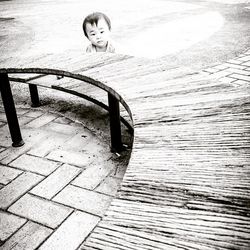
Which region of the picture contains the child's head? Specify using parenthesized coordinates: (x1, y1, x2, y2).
(83, 12, 112, 51)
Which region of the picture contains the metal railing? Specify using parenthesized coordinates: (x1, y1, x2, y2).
(0, 69, 133, 153)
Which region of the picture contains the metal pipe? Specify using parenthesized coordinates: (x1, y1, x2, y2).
(0, 73, 24, 147)
(108, 93, 123, 152)
(29, 84, 40, 107)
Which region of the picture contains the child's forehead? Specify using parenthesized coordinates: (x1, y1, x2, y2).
(86, 18, 109, 30)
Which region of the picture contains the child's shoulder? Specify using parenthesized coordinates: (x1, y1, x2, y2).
(107, 41, 115, 53)
(86, 44, 96, 53)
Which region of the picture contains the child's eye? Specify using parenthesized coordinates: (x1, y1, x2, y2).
(100, 31, 104, 34)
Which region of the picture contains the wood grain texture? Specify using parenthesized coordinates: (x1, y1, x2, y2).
(1, 53, 249, 249)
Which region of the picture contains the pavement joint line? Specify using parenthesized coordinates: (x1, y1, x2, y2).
(1, 163, 46, 178)
(0, 167, 24, 186)
(1, 173, 45, 210)
(75, 222, 101, 250)
(70, 181, 117, 198)
(9, 192, 72, 229)
(4, 208, 56, 231)
(26, 151, 85, 169)
(9, 154, 61, 176)
(0, 216, 28, 244)
(26, 153, 65, 171)
(0, 169, 24, 187)
(26, 191, 104, 220)
(42, 169, 85, 201)
(50, 197, 103, 220)
(31, 228, 53, 250)
(52, 209, 75, 231)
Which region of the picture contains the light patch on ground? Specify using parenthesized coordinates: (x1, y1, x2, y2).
(0, 0, 202, 57)
(122, 11, 224, 58)
(208, 0, 250, 4)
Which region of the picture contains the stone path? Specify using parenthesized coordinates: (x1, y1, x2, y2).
(0, 105, 128, 250)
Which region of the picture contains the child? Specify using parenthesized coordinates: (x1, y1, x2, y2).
(83, 12, 115, 53)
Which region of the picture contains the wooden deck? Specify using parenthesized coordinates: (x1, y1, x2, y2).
(1, 53, 250, 249)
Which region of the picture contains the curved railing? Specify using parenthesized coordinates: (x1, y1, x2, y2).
(0, 68, 134, 152)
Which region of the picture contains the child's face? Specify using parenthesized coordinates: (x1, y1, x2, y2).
(86, 18, 110, 50)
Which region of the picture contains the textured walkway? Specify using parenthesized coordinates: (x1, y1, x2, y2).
(0, 49, 249, 249)
(77, 50, 249, 250)
(0, 105, 128, 249)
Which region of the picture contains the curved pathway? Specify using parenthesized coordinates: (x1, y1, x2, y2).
(0, 47, 249, 250)
(76, 50, 249, 249)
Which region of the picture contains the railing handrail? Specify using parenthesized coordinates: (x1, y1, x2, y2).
(0, 68, 134, 152)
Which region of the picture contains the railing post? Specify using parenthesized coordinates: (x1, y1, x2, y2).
(108, 93, 123, 152)
(0, 73, 24, 147)
(29, 84, 40, 107)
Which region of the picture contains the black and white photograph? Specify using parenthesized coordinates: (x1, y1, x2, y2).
(0, 0, 250, 249)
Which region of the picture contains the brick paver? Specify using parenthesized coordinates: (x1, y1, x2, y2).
(0, 211, 26, 242)
(0, 106, 122, 249)
(0, 221, 52, 250)
(223, 62, 247, 70)
(233, 79, 249, 86)
(9, 154, 60, 176)
(95, 176, 121, 196)
(46, 150, 91, 168)
(0, 165, 22, 185)
(30, 164, 81, 199)
(27, 132, 72, 157)
(39, 211, 100, 250)
(0, 172, 43, 209)
(0, 126, 14, 148)
(238, 55, 250, 62)
(43, 122, 80, 135)
(0, 130, 46, 165)
(18, 116, 34, 126)
(72, 164, 114, 190)
(8, 194, 73, 229)
(25, 113, 58, 128)
(53, 116, 72, 124)
(229, 73, 250, 81)
(202, 51, 250, 90)
(24, 110, 44, 118)
(53, 185, 112, 217)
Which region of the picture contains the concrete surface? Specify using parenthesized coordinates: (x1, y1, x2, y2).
(0, 0, 249, 68)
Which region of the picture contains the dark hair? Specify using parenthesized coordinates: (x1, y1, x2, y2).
(82, 12, 111, 37)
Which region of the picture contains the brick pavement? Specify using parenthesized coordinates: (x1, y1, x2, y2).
(202, 49, 250, 84)
(0, 49, 250, 249)
(0, 106, 127, 250)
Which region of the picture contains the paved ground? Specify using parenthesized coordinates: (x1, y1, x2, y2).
(0, 0, 249, 68)
(0, 0, 249, 249)
(0, 104, 130, 249)
(0, 51, 249, 250)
